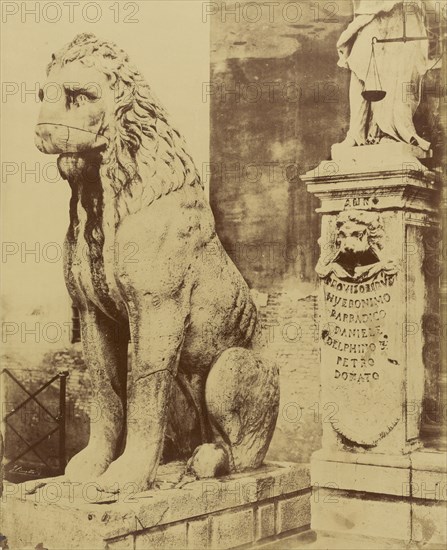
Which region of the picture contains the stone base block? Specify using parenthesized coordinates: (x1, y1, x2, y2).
(0, 461, 310, 549)
(311, 450, 447, 546)
(330, 141, 431, 167)
(312, 489, 412, 541)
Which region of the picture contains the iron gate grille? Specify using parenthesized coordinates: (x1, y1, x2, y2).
(1, 369, 68, 482)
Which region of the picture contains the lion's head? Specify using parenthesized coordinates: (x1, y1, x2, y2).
(335, 210, 383, 254)
(35, 33, 199, 218)
(334, 209, 384, 274)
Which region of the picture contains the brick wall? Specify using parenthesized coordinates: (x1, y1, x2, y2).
(257, 291, 322, 463)
(106, 490, 311, 550)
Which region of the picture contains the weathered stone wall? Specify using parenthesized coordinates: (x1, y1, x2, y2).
(209, 1, 353, 291)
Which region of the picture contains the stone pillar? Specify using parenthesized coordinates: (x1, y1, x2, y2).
(302, 143, 445, 544)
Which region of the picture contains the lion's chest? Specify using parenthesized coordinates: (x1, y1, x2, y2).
(66, 199, 127, 320)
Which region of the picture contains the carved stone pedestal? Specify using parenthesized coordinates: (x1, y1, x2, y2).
(0, 462, 310, 549)
(302, 145, 445, 545)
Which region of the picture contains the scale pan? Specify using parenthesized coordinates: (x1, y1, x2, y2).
(362, 90, 386, 102)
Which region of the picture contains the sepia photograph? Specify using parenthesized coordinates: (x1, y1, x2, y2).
(0, 1, 446, 548)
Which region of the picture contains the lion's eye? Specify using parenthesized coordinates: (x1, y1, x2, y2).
(66, 89, 95, 108)
(74, 93, 89, 106)
(38, 88, 44, 102)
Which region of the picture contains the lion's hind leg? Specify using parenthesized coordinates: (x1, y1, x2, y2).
(200, 347, 279, 473)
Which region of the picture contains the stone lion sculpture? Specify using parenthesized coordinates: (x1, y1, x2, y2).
(34, 33, 279, 493)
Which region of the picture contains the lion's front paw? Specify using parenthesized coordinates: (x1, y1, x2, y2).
(64, 443, 113, 482)
(93, 455, 155, 494)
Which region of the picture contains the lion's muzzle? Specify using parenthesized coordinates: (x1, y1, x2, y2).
(35, 123, 108, 154)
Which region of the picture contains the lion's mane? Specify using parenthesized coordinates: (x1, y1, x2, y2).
(50, 33, 203, 315)
(49, 33, 201, 221)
